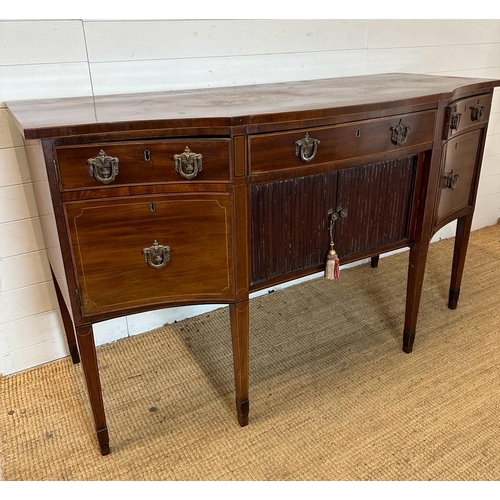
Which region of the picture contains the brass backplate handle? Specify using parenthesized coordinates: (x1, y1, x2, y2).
(143, 240, 171, 269)
(295, 133, 320, 163)
(390, 119, 411, 146)
(471, 101, 487, 122)
(174, 146, 203, 180)
(446, 170, 460, 190)
(450, 106, 462, 131)
(87, 149, 119, 184)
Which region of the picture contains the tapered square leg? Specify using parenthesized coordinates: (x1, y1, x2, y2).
(371, 255, 380, 268)
(76, 325, 110, 455)
(448, 215, 473, 310)
(229, 301, 249, 427)
(403, 244, 429, 353)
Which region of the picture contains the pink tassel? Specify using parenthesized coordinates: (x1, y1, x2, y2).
(324, 243, 340, 280)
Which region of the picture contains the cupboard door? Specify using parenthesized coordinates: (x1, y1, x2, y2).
(335, 156, 417, 259)
(64, 193, 234, 316)
(434, 130, 482, 226)
(250, 172, 337, 285)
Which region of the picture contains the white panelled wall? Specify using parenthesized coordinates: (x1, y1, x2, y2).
(0, 20, 499, 375)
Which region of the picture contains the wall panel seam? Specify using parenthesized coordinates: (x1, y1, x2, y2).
(366, 42, 500, 51)
(87, 48, 369, 65)
(0, 60, 90, 69)
(0, 278, 54, 293)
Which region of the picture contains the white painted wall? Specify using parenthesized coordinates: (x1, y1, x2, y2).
(0, 19, 499, 375)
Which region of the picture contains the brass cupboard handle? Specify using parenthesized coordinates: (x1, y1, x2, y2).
(328, 207, 348, 222)
(390, 119, 411, 145)
(173, 146, 203, 180)
(446, 170, 460, 190)
(295, 133, 320, 163)
(87, 149, 119, 184)
(142, 240, 171, 269)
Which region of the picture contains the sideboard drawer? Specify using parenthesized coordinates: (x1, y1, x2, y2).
(249, 110, 436, 174)
(64, 193, 234, 316)
(445, 94, 491, 139)
(434, 130, 482, 225)
(55, 139, 232, 190)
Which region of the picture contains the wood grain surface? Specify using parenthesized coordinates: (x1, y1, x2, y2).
(7, 73, 500, 139)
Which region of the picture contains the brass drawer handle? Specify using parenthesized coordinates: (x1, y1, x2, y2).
(174, 146, 203, 180)
(390, 119, 411, 146)
(446, 170, 460, 190)
(295, 133, 320, 163)
(471, 101, 487, 122)
(142, 240, 171, 269)
(87, 149, 119, 184)
(450, 106, 462, 131)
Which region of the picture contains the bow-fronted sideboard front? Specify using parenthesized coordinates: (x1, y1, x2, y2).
(7, 73, 499, 455)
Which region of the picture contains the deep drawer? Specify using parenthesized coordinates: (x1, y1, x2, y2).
(64, 193, 234, 316)
(249, 110, 436, 174)
(55, 138, 232, 190)
(445, 94, 492, 139)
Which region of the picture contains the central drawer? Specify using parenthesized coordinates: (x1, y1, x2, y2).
(249, 110, 435, 174)
(64, 193, 234, 316)
(55, 138, 232, 190)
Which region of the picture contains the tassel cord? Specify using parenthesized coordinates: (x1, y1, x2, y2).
(324, 215, 340, 280)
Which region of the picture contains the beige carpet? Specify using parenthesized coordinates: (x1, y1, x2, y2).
(1, 224, 500, 481)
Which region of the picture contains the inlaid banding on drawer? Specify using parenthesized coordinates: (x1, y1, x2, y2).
(65, 193, 234, 315)
(249, 110, 435, 174)
(55, 138, 232, 190)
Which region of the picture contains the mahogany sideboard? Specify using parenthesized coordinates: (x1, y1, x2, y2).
(7, 73, 500, 455)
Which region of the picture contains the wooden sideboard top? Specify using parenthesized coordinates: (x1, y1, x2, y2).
(7, 73, 500, 140)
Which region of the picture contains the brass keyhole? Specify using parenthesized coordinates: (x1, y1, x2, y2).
(144, 150, 151, 161)
(356, 128, 361, 138)
(149, 202, 156, 212)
